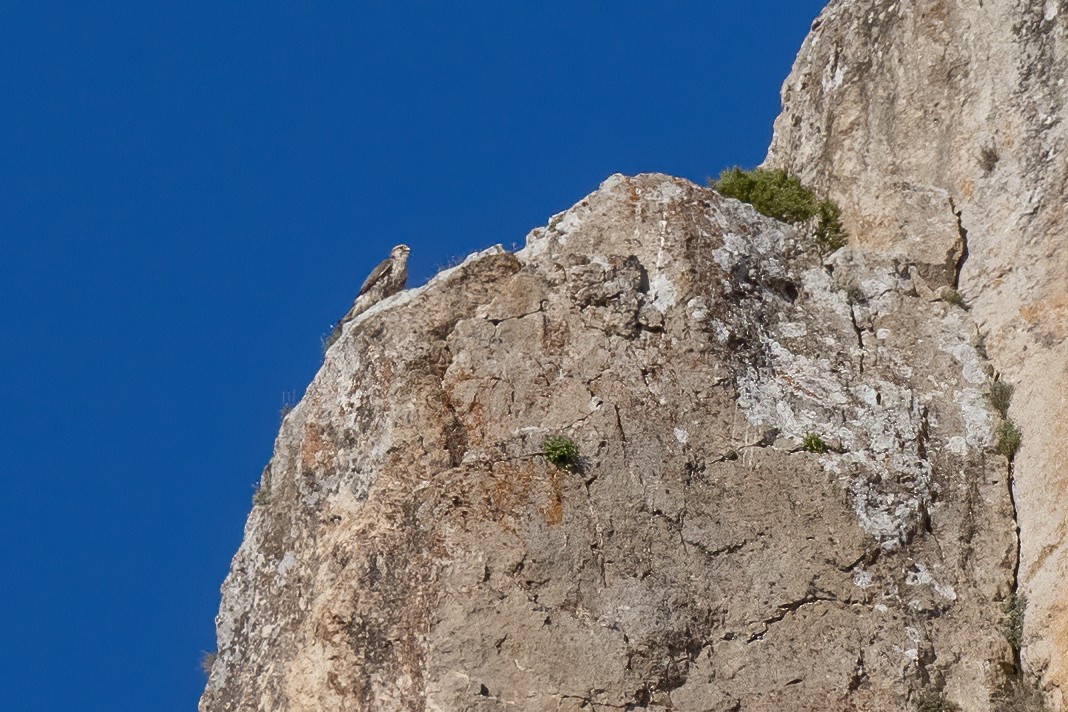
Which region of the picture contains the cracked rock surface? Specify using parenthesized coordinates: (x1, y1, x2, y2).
(765, 1, 1068, 700)
(202, 174, 1016, 711)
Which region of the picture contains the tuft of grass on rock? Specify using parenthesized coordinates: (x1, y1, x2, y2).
(942, 288, 966, 307)
(1003, 592, 1027, 653)
(997, 419, 1022, 459)
(200, 651, 218, 676)
(989, 381, 1014, 417)
(543, 435, 581, 471)
(802, 433, 829, 454)
(814, 199, 847, 253)
(252, 482, 269, 506)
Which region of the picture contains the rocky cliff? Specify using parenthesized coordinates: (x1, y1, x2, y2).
(201, 174, 1017, 711)
(200, 2, 1068, 709)
(766, 0, 1068, 703)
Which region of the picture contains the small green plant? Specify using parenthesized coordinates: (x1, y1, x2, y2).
(802, 433, 829, 454)
(543, 435, 580, 471)
(997, 418, 1022, 459)
(914, 690, 960, 712)
(1003, 592, 1027, 653)
(814, 199, 847, 253)
(252, 481, 269, 506)
(942, 288, 966, 307)
(990, 381, 1014, 417)
(712, 167, 847, 253)
(724, 449, 739, 461)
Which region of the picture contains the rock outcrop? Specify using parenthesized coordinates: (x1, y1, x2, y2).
(765, 0, 1068, 702)
(202, 174, 1017, 711)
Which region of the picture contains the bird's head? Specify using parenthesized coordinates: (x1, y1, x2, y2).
(391, 244, 411, 259)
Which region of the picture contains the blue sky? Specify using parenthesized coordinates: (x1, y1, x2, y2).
(1, 2, 826, 709)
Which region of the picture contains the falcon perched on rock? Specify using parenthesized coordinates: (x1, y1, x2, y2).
(325, 244, 410, 348)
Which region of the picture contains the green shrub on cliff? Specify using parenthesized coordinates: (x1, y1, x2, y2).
(543, 435, 580, 471)
(997, 418, 1022, 459)
(1003, 592, 1027, 653)
(814, 197, 847, 253)
(802, 432, 829, 454)
(989, 380, 1014, 417)
(712, 167, 847, 253)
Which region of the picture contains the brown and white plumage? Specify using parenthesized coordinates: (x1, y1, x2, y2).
(327, 244, 410, 346)
(357, 244, 409, 298)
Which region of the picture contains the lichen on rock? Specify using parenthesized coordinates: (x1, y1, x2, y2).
(767, 1, 1068, 703)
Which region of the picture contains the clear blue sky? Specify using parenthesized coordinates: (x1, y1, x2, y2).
(1, 2, 826, 709)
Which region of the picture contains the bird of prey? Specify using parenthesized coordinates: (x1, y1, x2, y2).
(326, 244, 410, 348)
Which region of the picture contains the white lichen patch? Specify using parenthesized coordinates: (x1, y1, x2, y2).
(940, 311, 988, 385)
(778, 321, 808, 338)
(650, 180, 687, 203)
(766, 340, 850, 407)
(905, 563, 934, 587)
(649, 273, 678, 312)
(709, 320, 730, 343)
(555, 210, 585, 236)
(277, 552, 297, 577)
(954, 389, 994, 449)
(822, 61, 845, 91)
(905, 563, 957, 600)
(936, 583, 957, 601)
(728, 249, 955, 546)
(686, 297, 709, 321)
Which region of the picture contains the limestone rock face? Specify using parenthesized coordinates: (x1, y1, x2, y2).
(765, 0, 1068, 700)
(202, 174, 1016, 711)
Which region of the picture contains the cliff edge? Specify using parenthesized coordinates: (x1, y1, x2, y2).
(199, 0, 1068, 707)
(202, 174, 1016, 710)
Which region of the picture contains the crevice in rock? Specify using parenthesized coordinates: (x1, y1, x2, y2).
(683, 538, 747, 560)
(486, 303, 546, 327)
(837, 549, 879, 573)
(957, 465, 980, 570)
(746, 592, 839, 643)
(847, 650, 868, 691)
(1005, 453, 1024, 672)
(848, 303, 866, 353)
(614, 404, 629, 458)
(559, 692, 631, 709)
(915, 405, 930, 463)
(948, 198, 970, 289)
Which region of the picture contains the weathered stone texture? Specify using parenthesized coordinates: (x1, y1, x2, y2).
(765, 1, 1068, 701)
(202, 174, 1015, 711)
